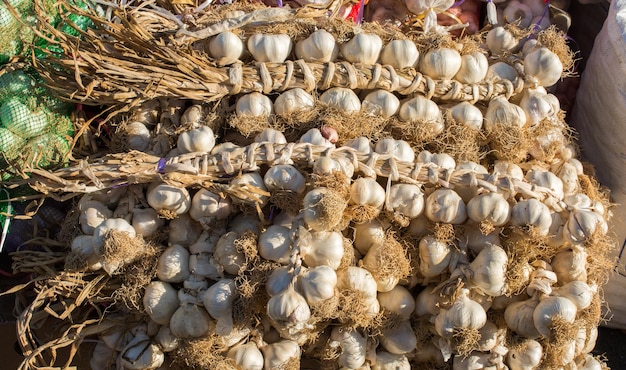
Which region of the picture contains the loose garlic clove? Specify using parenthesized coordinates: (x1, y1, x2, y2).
(425, 189, 467, 224)
(506, 339, 543, 370)
(79, 200, 112, 235)
(467, 192, 511, 227)
(247, 33, 292, 63)
(379, 320, 417, 355)
(454, 52, 488, 84)
(298, 265, 337, 305)
(303, 231, 344, 270)
(147, 183, 191, 216)
(418, 235, 452, 278)
(295, 29, 338, 62)
(236, 92, 273, 117)
(362, 90, 400, 118)
(227, 342, 264, 370)
(258, 225, 293, 264)
(378, 285, 415, 320)
(486, 26, 518, 55)
(209, 31, 244, 66)
(177, 126, 216, 154)
(157, 244, 190, 283)
(533, 296, 577, 338)
(387, 183, 425, 220)
(524, 47, 563, 88)
(449, 102, 483, 130)
(380, 39, 419, 69)
(274, 88, 315, 117)
(375, 138, 415, 162)
(320, 87, 362, 113)
(341, 33, 383, 65)
(143, 281, 180, 326)
(420, 48, 462, 80)
(484, 97, 526, 131)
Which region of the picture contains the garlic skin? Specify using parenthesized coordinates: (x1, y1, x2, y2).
(378, 285, 415, 320)
(551, 246, 587, 284)
(170, 296, 215, 339)
(79, 200, 112, 235)
(189, 189, 232, 222)
(298, 265, 337, 304)
(350, 178, 386, 210)
(564, 209, 608, 244)
(320, 87, 362, 113)
(264, 165, 306, 194)
(510, 198, 553, 236)
(450, 102, 483, 130)
(303, 231, 344, 270)
(274, 88, 315, 117)
(467, 192, 511, 227)
(420, 48, 462, 80)
(533, 296, 578, 338)
(209, 31, 244, 65)
(506, 339, 543, 370)
(341, 33, 383, 65)
(387, 183, 425, 219)
(120, 336, 165, 370)
(524, 47, 563, 88)
(302, 187, 345, 231)
(143, 281, 180, 325)
(398, 96, 445, 134)
(362, 90, 400, 118)
(330, 327, 367, 369)
(468, 244, 508, 296)
(526, 168, 564, 201)
(147, 183, 191, 216)
(380, 39, 419, 69)
(247, 33, 292, 63)
(454, 52, 488, 84)
(227, 342, 264, 370)
(419, 235, 452, 278)
(177, 126, 216, 154)
(131, 208, 163, 237)
(346, 137, 373, 156)
(155, 326, 179, 353)
(375, 138, 415, 162)
(169, 214, 203, 246)
(484, 97, 527, 131)
(124, 122, 151, 151)
(486, 26, 518, 54)
(295, 29, 338, 62)
(425, 189, 467, 224)
(553, 281, 594, 310)
(236, 92, 274, 117)
(157, 245, 191, 283)
(258, 225, 293, 264)
(379, 320, 418, 354)
(486, 61, 520, 82)
(203, 279, 236, 335)
(261, 340, 301, 369)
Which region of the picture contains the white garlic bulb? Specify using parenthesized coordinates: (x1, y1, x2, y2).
(261, 340, 301, 369)
(267, 283, 311, 331)
(295, 29, 338, 62)
(230, 172, 270, 207)
(379, 320, 418, 354)
(203, 278, 236, 335)
(486, 61, 520, 82)
(505, 297, 541, 339)
(267, 266, 294, 297)
(341, 33, 383, 65)
(398, 96, 444, 133)
(303, 187, 345, 231)
(177, 126, 216, 154)
(124, 121, 151, 151)
(524, 47, 563, 87)
(375, 138, 415, 162)
(320, 87, 362, 113)
(533, 296, 577, 338)
(486, 26, 518, 54)
(468, 244, 508, 296)
(300, 128, 334, 147)
(131, 208, 163, 237)
(378, 285, 415, 320)
(553, 281, 594, 310)
(435, 290, 487, 338)
(520, 87, 556, 127)
(564, 209, 608, 244)
(336, 266, 378, 300)
(303, 231, 344, 270)
(380, 39, 419, 69)
(189, 189, 232, 222)
(454, 52, 488, 84)
(419, 235, 452, 278)
(209, 31, 244, 65)
(258, 225, 292, 264)
(467, 192, 511, 226)
(346, 136, 373, 156)
(79, 200, 111, 235)
(170, 294, 215, 338)
(168, 213, 202, 246)
(330, 327, 367, 369)
(387, 183, 425, 219)
(350, 177, 386, 211)
(214, 231, 246, 275)
(503, 0, 533, 28)
(506, 339, 543, 370)
(120, 335, 164, 370)
(298, 265, 337, 304)
(255, 128, 287, 144)
(425, 189, 467, 224)
(415, 285, 442, 316)
(274, 88, 315, 117)
(420, 48, 462, 80)
(247, 33, 292, 63)
(372, 351, 411, 370)
(227, 342, 264, 370)
(143, 281, 180, 325)
(510, 198, 553, 236)
(236, 92, 273, 117)
(147, 183, 191, 216)
(157, 244, 190, 283)
(484, 97, 527, 131)
(362, 90, 400, 118)
(353, 219, 386, 256)
(552, 246, 587, 284)
(264, 165, 306, 193)
(450, 102, 483, 130)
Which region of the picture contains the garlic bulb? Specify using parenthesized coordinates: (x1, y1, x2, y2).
(506, 339, 543, 370)
(203, 279, 236, 335)
(298, 265, 337, 304)
(467, 192, 511, 227)
(398, 96, 444, 133)
(346, 136, 373, 156)
(577, 354, 603, 370)
(267, 283, 311, 331)
(303, 231, 344, 270)
(189, 189, 232, 222)
(375, 138, 415, 162)
(415, 285, 442, 316)
(155, 326, 179, 353)
(330, 327, 367, 369)
(484, 97, 526, 131)
(524, 47, 563, 87)
(486, 61, 520, 82)
(91, 341, 115, 369)
(510, 198, 552, 235)
(170, 293, 215, 338)
(503, 0, 533, 28)
(465, 227, 501, 255)
(147, 183, 191, 216)
(350, 178, 386, 210)
(120, 335, 164, 370)
(169, 213, 203, 246)
(230, 172, 269, 207)
(131, 208, 163, 237)
(533, 296, 577, 338)
(553, 281, 594, 310)
(258, 225, 293, 264)
(452, 352, 497, 370)
(79, 200, 111, 235)
(387, 183, 425, 219)
(295, 29, 338, 62)
(300, 128, 334, 147)
(505, 297, 540, 339)
(420, 48, 462, 80)
(247, 33, 292, 63)
(454, 52, 488, 84)
(362, 90, 400, 118)
(177, 126, 216, 154)
(303, 187, 346, 231)
(157, 245, 191, 283)
(418, 151, 456, 170)
(486, 26, 518, 54)
(526, 168, 564, 200)
(378, 285, 415, 320)
(267, 266, 294, 298)
(450, 102, 483, 130)
(274, 88, 315, 117)
(419, 235, 452, 278)
(227, 342, 264, 370)
(143, 281, 180, 325)
(435, 290, 487, 338)
(379, 320, 417, 354)
(209, 31, 244, 65)
(476, 321, 502, 352)
(520, 88, 555, 127)
(255, 128, 287, 144)
(236, 92, 273, 117)
(552, 246, 587, 284)
(380, 39, 419, 69)
(124, 121, 151, 151)
(261, 340, 301, 369)
(353, 219, 386, 256)
(320, 87, 362, 113)
(214, 231, 246, 275)
(564, 209, 608, 244)
(336, 266, 378, 300)
(341, 33, 383, 65)
(372, 351, 411, 370)
(467, 244, 508, 296)
(425, 189, 467, 224)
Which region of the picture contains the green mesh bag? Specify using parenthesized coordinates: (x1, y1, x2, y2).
(0, 70, 35, 101)
(0, 5, 20, 63)
(0, 98, 49, 139)
(22, 133, 72, 168)
(0, 127, 25, 163)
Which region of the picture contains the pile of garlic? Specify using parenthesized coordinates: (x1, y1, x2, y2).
(71, 120, 611, 369)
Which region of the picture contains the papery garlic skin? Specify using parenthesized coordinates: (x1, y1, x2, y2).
(420, 48, 462, 80)
(177, 126, 216, 154)
(295, 29, 338, 62)
(227, 342, 264, 370)
(350, 178, 386, 210)
(298, 265, 337, 304)
(157, 245, 191, 283)
(261, 340, 301, 369)
(230, 172, 269, 207)
(468, 244, 508, 296)
(267, 283, 311, 331)
(341, 33, 383, 65)
(346, 137, 373, 156)
(214, 231, 246, 275)
(147, 183, 191, 216)
(320, 87, 362, 113)
(552, 246, 587, 284)
(143, 281, 180, 325)
(120, 338, 164, 370)
(425, 189, 467, 224)
(450, 102, 483, 130)
(255, 128, 287, 144)
(303, 187, 345, 231)
(274, 88, 315, 117)
(362, 90, 400, 118)
(267, 266, 294, 297)
(398, 96, 444, 134)
(486, 61, 520, 82)
(380, 39, 419, 69)
(435, 291, 487, 338)
(155, 326, 179, 352)
(520, 88, 556, 127)
(372, 351, 411, 370)
(510, 198, 553, 236)
(79, 200, 112, 235)
(553, 281, 594, 310)
(484, 97, 527, 131)
(486, 26, 517, 54)
(236, 92, 274, 117)
(247, 33, 292, 63)
(131, 208, 163, 237)
(124, 121, 151, 151)
(375, 138, 415, 162)
(209, 31, 244, 65)
(203, 279, 236, 335)
(454, 52, 488, 84)
(337, 266, 378, 300)
(169, 214, 202, 246)
(170, 297, 215, 338)
(503, 0, 533, 28)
